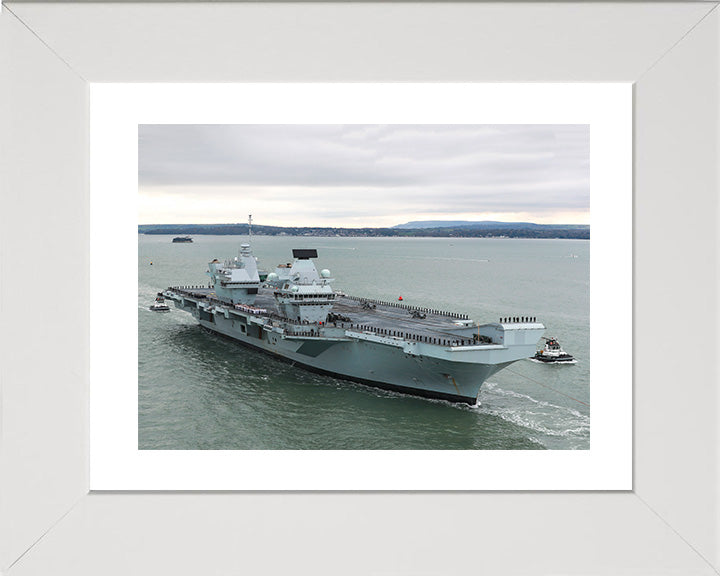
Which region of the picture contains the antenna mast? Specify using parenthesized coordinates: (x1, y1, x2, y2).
(248, 214, 253, 241)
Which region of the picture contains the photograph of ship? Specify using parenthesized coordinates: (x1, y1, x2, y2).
(139, 125, 590, 450)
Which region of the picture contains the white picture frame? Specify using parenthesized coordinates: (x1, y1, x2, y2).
(2, 2, 718, 574)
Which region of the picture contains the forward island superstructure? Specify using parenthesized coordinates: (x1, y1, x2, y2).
(164, 243, 545, 404)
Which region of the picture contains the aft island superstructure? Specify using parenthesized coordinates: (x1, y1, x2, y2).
(164, 244, 545, 404)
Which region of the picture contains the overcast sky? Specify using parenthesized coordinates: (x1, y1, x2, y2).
(138, 124, 589, 227)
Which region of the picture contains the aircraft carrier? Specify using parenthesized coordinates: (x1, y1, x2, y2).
(163, 241, 545, 404)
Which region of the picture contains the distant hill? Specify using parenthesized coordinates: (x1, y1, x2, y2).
(394, 220, 589, 230)
(139, 222, 589, 240)
(394, 220, 509, 229)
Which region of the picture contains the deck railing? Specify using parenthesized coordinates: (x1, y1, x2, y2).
(342, 322, 478, 347)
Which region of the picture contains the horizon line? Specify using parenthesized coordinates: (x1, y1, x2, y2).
(138, 221, 591, 228)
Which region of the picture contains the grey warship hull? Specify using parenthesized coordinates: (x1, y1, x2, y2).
(164, 286, 544, 404)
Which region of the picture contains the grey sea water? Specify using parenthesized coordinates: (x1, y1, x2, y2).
(139, 235, 589, 450)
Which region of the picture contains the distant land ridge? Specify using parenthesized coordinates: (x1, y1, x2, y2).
(139, 221, 589, 239)
(393, 220, 589, 230)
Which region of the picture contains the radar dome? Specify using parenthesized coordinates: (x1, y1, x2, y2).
(320, 269, 331, 278)
(267, 272, 279, 281)
(291, 285, 299, 292)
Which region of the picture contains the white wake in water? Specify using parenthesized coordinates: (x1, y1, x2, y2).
(474, 382, 590, 449)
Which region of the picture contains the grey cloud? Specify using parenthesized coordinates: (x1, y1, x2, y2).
(139, 124, 589, 221)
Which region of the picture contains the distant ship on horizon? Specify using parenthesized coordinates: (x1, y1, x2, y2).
(172, 236, 193, 243)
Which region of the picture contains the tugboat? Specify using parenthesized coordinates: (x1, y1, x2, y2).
(150, 295, 171, 312)
(531, 337, 576, 363)
(161, 216, 547, 405)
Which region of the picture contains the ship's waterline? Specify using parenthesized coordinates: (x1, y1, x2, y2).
(199, 314, 518, 404)
(139, 235, 590, 450)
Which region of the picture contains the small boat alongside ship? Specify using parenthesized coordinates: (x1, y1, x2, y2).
(150, 295, 171, 312)
(531, 337, 576, 363)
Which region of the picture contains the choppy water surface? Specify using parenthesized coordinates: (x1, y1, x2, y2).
(139, 235, 589, 450)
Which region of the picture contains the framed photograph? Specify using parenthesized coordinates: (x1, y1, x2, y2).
(91, 83, 631, 491)
(2, 2, 718, 574)
(136, 121, 597, 451)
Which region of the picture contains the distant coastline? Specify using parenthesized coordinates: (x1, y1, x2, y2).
(139, 222, 589, 240)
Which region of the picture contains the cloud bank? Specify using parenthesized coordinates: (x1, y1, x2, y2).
(139, 124, 589, 227)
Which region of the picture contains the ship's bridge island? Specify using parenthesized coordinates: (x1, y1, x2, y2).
(163, 245, 544, 404)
